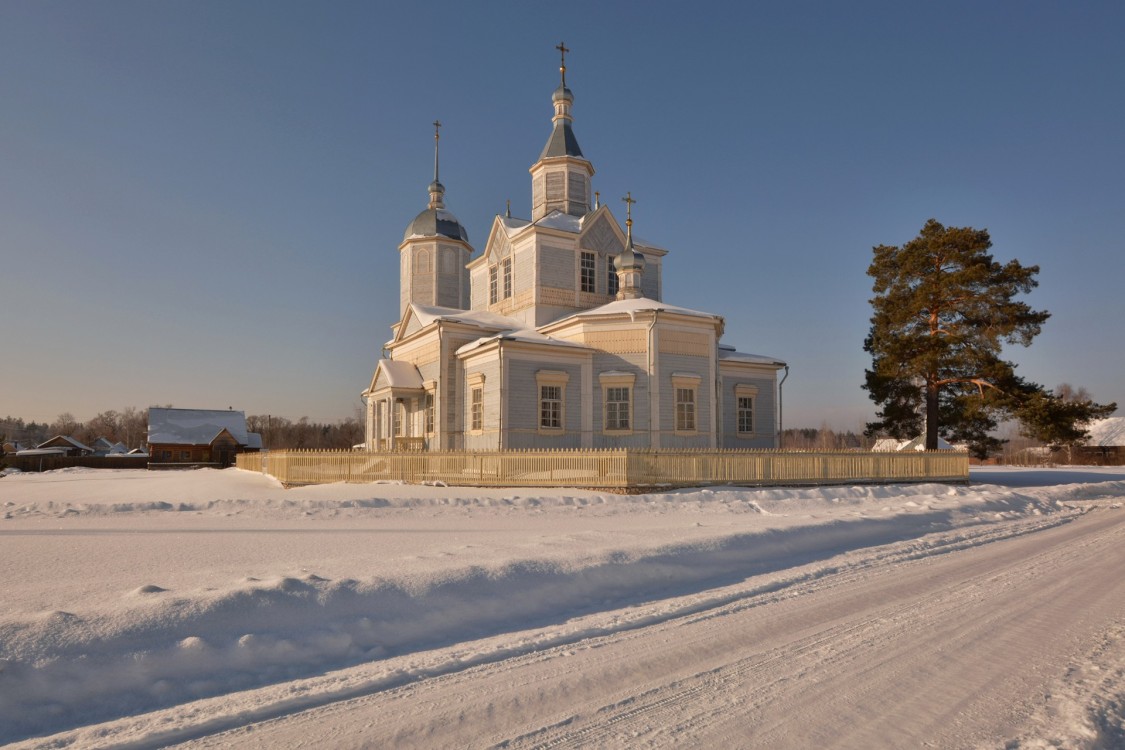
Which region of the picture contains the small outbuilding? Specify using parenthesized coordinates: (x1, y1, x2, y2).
(34, 435, 94, 457)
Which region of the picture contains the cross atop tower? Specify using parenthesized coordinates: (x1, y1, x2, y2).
(432, 120, 442, 183)
(556, 41, 570, 87)
(622, 191, 636, 228)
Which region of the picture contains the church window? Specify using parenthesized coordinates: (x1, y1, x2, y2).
(540, 386, 562, 429)
(600, 372, 635, 434)
(737, 397, 754, 434)
(675, 388, 696, 432)
(607, 255, 619, 297)
(580, 252, 596, 293)
(489, 266, 498, 305)
(416, 249, 431, 273)
(425, 392, 435, 434)
(605, 387, 631, 431)
(470, 388, 483, 432)
(503, 258, 512, 299)
(735, 384, 759, 437)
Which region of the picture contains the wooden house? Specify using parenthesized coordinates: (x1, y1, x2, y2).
(35, 435, 93, 456)
(147, 408, 262, 468)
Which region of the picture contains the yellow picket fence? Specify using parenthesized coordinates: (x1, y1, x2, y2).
(237, 449, 968, 490)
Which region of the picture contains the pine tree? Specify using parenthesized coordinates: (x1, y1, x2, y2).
(864, 219, 1050, 454)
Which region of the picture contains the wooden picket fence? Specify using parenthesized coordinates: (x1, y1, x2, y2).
(236, 448, 968, 490)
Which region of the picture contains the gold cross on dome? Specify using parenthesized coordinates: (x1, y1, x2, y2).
(622, 192, 636, 224)
(556, 42, 570, 85)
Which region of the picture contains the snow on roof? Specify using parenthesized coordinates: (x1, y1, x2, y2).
(718, 349, 788, 367)
(498, 216, 532, 236)
(376, 360, 424, 389)
(535, 211, 584, 233)
(901, 435, 957, 451)
(148, 408, 250, 447)
(456, 328, 591, 356)
(871, 438, 908, 452)
(410, 303, 523, 332)
(566, 297, 720, 322)
(1086, 416, 1125, 446)
(244, 433, 263, 450)
(16, 448, 68, 456)
(37, 435, 92, 452)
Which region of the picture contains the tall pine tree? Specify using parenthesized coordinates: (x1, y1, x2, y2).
(864, 219, 1050, 454)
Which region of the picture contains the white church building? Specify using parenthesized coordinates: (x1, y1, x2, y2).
(363, 48, 787, 452)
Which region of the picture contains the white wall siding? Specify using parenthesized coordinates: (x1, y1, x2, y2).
(657, 353, 713, 449)
(591, 353, 651, 449)
(539, 244, 575, 291)
(719, 372, 778, 449)
(462, 358, 501, 451)
(504, 357, 584, 450)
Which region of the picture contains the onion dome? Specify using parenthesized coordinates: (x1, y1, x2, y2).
(403, 121, 470, 242)
(403, 205, 469, 242)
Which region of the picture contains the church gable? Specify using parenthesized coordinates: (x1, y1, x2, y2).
(472, 216, 524, 269)
(579, 210, 625, 256)
(395, 306, 426, 341)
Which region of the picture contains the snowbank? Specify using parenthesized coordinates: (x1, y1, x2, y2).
(1, 467, 1124, 745)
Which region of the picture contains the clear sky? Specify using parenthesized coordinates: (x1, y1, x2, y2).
(2, 1, 1122, 430)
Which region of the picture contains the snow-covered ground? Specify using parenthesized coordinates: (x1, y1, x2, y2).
(1, 466, 1123, 748)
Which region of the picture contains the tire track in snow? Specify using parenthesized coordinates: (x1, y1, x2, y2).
(499, 509, 1125, 749)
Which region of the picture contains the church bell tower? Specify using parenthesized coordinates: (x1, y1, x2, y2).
(529, 42, 595, 220)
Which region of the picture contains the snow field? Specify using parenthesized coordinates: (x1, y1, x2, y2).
(1, 467, 1124, 747)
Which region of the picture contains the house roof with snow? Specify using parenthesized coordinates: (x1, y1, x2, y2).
(1086, 416, 1125, 447)
(148, 408, 251, 447)
(900, 435, 958, 451)
(37, 435, 93, 453)
(718, 345, 788, 368)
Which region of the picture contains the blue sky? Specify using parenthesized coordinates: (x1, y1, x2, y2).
(2, 1, 1122, 430)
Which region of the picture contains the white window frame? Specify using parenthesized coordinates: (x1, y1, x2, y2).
(536, 370, 569, 433)
(607, 254, 619, 297)
(424, 391, 435, 435)
(672, 374, 701, 435)
(735, 384, 759, 437)
(502, 257, 512, 299)
(580, 251, 596, 293)
(489, 266, 499, 305)
(600, 371, 635, 434)
(468, 373, 486, 434)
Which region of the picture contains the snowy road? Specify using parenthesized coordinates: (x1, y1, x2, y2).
(173, 508, 1125, 749)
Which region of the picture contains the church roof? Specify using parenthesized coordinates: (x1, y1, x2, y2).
(410, 303, 521, 332)
(567, 297, 721, 322)
(403, 207, 469, 242)
(539, 119, 584, 160)
(718, 345, 787, 367)
(456, 328, 591, 357)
